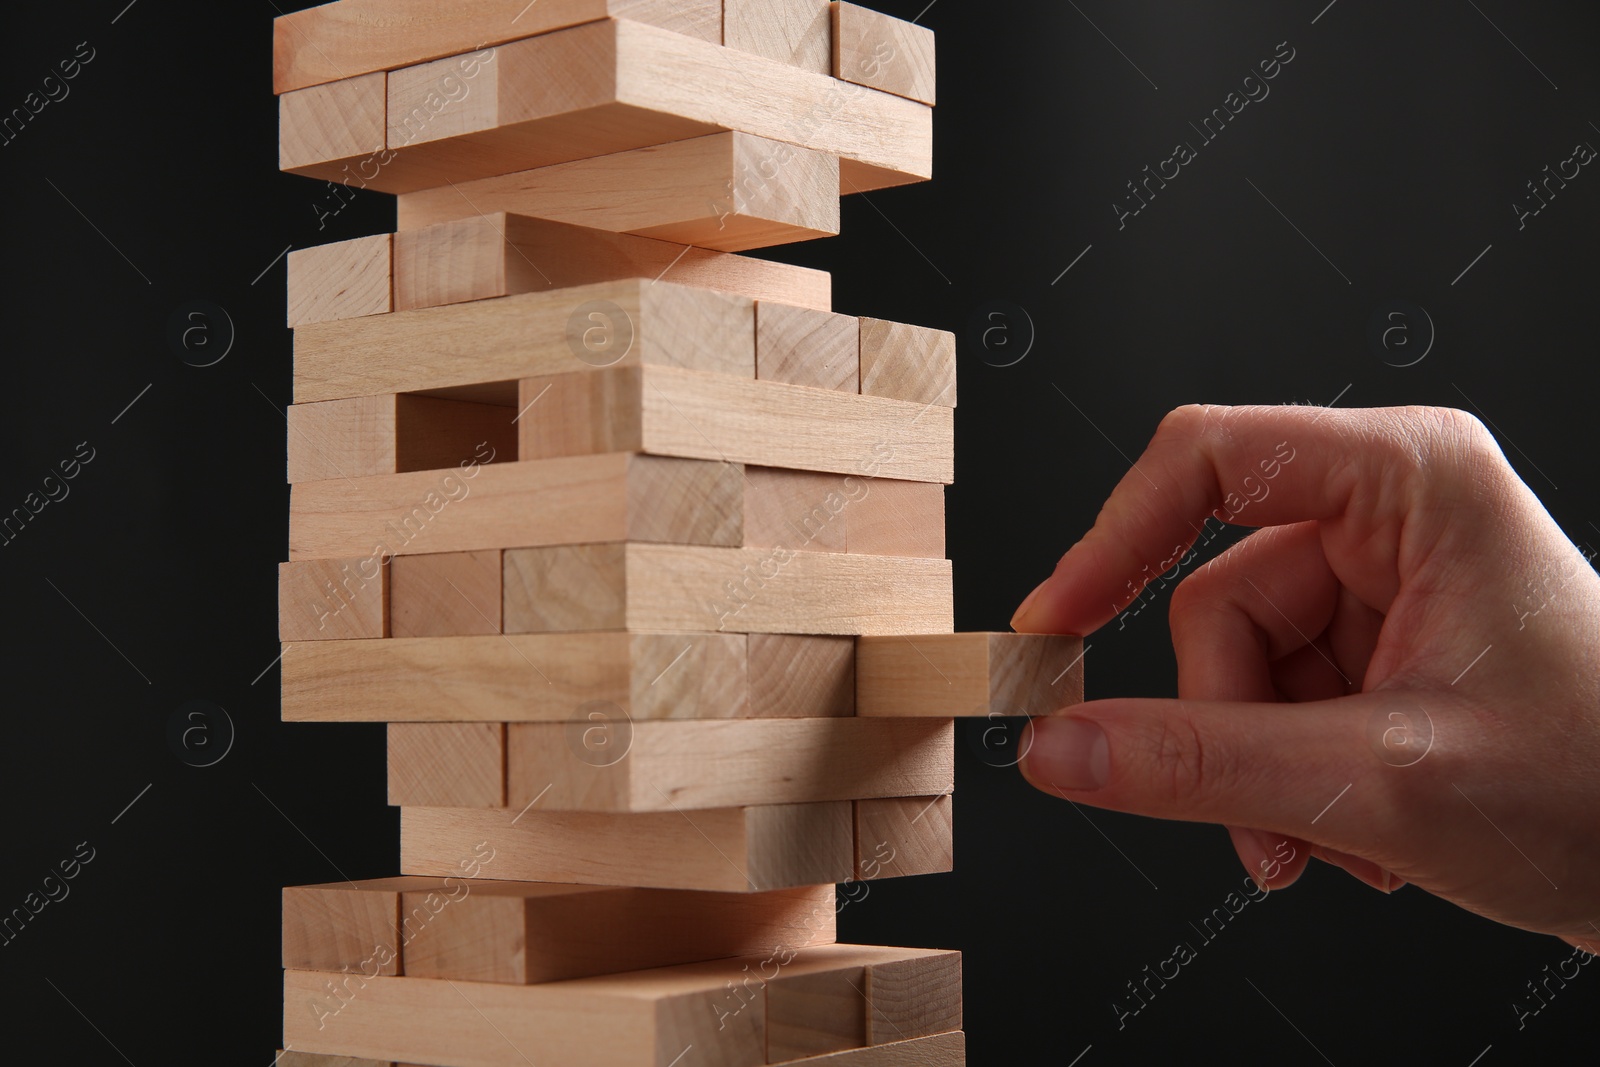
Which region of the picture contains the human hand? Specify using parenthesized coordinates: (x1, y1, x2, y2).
(1011, 404, 1600, 953)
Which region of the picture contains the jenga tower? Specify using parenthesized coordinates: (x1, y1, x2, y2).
(270, 3, 1083, 1063)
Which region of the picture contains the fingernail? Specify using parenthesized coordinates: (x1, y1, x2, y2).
(1022, 716, 1109, 791)
(1010, 578, 1050, 631)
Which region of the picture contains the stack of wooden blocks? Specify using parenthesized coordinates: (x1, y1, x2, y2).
(271, 2, 1084, 1064)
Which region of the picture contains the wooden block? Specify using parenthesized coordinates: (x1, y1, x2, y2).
(286, 234, 392, 327)
(289, 453, 743, 561)
(748, 634, 854, 717)
(767, 968, 867, 1060)
(393, 213, 832, 314)
(402, 882, 836, 984)
(853, 796, 952, 880)
(278, 558, 388, 641)
(388, 723, 505, 808)
(390, 550, 502, 637)
(273, 0, 722, 94)
(865, 951, 961, 1044)
(400, 802, 855, 891)
(858, 319, 956, 407)
(396, 132, 840, 253)
(855, 633, 1084, 716)
(504, 718, 954, 812)
(286, 396, 396, 483)
(742, 467, 944, 558)
(282, 877, 453, 976)
(282, 632, 749, 723)
(293, 279, 753, 405)
(501, 543, 953, 636)
(757, 303, 859, 392)
(768, 1032, 965, 1065)
(278, 70, 386, 181)
(726, 0, 833, 73)
(517, 365, 954, 483)
(831, 3, 937, 106)
(275, 1053, 395, 1067)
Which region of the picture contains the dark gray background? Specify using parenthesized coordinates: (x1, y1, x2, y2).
(2, 0, 1595, 1062)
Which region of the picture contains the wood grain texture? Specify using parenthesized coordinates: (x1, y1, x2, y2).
(286, 234, 392, 327)
(288, 453, 743, 561)
(742, 467, 944, 558)
(282, 877, 452, 976)
(767, 968, 867, 1060)
(516, 365, 954, 483)
(401, 882, 836, 984)
(726, 0, 833, 73)
(865, 951, 962, 1044)
(388, 723, 506, 808)
(748, 633, 854, 717)
(855, 633, 1084, 716)
(831, 2, 937, 105)
(503, 718, 954, 812)
(292, 279, 754, 405)
(286, 395, 397, 483)
(400, 802, 854, 891)
(768, 1032, 965, 1065)
(278, 70, 386, 180)
(389, 550, 502, 637)
(396, 133, 840, 253)
(858, 319, 956, 407)
(278, 558, 388, 641)
(282, 632, 748, 723)
(756, 303, 859, 392)
(272, 0, 721, 94)
(501, 543, 953, 636)
(854, 795, 952, 880)
(393, 213, 832, 314)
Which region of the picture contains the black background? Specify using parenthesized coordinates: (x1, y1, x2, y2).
(2, 0, 1596, 1063)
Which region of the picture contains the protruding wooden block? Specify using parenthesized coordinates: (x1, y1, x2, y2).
(393, 213, 832, 314)
(726, 0, 833, 73)
(757, 303, 859, 392)
(278, 558, 388, 641)
(742, 467, 945, 558)
(282, 877, 453, 976)
(831, 2, 937, 106)
(283, 632, 749, 723)
(854, 795, 952, 880)
(396, 133, 840, 252)
(748, 634, 854, 717)
(389, 550, 502, 637)
(388, 723, 505, 808)
(504, 718, 954, 812)
(859, 319, 956, 407)
(286, 234, 392, 327)
(865, 951, 962, 1044)
(285, 396, 396, 483)
(516, 365, 954, 483)
(856, 633, 1083, 716)
(278, 70, 386, 181)
(767, 967, 867, 1059)
(402, 882, 836, 984)
(292, 279, 754, 405)
(501, 542, 953, 636)
(401, 802, 855, 892)
(289, 453, 743, 561)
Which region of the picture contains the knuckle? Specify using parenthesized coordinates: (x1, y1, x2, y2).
(1146, 715, 1226, 809)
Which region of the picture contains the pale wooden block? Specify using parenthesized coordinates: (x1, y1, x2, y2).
(865, 951, 962, 1044)
(757, 303, 859, 392)
(741, 467, 945, 558)
(855, 633, 1084, 716)
(286, 234, 392, 327)
(726, 0, 833, 73)
(854, 796, 952, 880)
(286, 396, 396, 484)
(501, 543, 953, 636)
(288, 454, 743, 561)
(831, 3, 937, 106)
(748, 634, 854, 717)
(282, 877, 452, 976)
(388, 723, 505, 808)
(402, 882, 836, 984)
(282, 632, 749, 723)
(393, 213, 832, 314)
(396, 132, 840, 253)
(278, 558, 388, 641)
(274, 0, 722, 93)
(278, 70, 386, 181)
(768, 967, 867, 1060)
(400, 803, 854, 892)
(844, 477, 944, 558)
(504, 718, 954, 812)
(293, 279, 754, 405)
(516, 365, 954, 483)
(858, 319, 956, 407)
(390, 550, 502, 637)
(768, 1032, 965, 1065)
